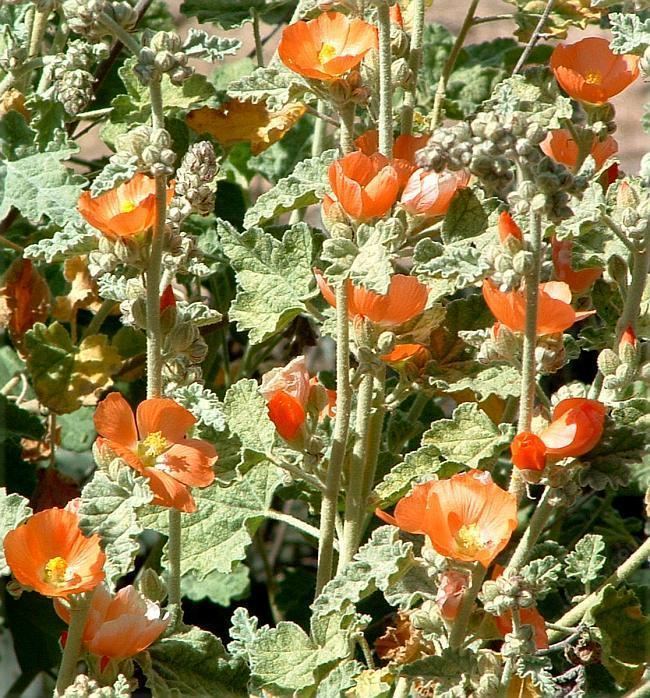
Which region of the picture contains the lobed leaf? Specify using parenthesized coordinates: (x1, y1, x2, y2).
(0, 488, 32, 575)
(565, 534, 607, 584)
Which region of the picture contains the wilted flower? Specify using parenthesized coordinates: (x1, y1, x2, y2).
(93, 393, 217, 513)
(3, 507, 105, 598)
(551, 237, 602, 294)
(261, 356, 312, 442)
(376, 470, 518, 567)
(316, 271, 428, 327)
(436, 570, 469, 620)
(381, 343, 431, 370)
(482, 279, 595, 335)
(78, 173, 174, 239)
(355, 129, 430, 188)
(401, 168, 469, 218)
(540, 129, 618, 172)
(278, 12, 378, 81)
(550, 37, 640, 105)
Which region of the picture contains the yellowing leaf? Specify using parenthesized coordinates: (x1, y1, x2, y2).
(52, 255, 102, 323)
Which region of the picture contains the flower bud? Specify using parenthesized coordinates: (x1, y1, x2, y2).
(377, 331, 396, 355)
(512, 250, 534, 275)
(619, 326, 639, 366)
(137, 568, 167, 604)
(597, 348, 620, 376)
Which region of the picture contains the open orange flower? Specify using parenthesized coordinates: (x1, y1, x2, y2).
(551, 237, 602, 294)
(498, 211, 523, 244)
(94, 393, 217, 513)
(355, 129, 430, 188)
(401, 168, 469, 218)
(261, 356, 312, 442)
(541, 129, 618, 172)
(56, 584, 168, 660)
(376, 470, 518, 567)
(482, 279, 595, 336)
(278, 11, 378, 81)
(550, 37, 640, 105)
(3, 507, 105, 598)
(328, 151, 400, 220)
(316, 271, 428, 327)
(381, 343, 431, 370)
(187, 99, 306, 155)
(511, 398, 606, 470)
(78, 173, 174, 240)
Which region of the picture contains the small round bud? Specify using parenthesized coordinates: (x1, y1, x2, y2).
(512, 250, 534, 275)
(597, 348, 620, 376)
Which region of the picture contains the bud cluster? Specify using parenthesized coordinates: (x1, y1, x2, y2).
(480, 575, 535, 617)
(114, 124, 176, 177)
(62, 0, 136, 41)
(135, 31, 193, 86)
(597, 329, 643, 398)
(88, 235, 147, 278)
(612, 180, 650, 248)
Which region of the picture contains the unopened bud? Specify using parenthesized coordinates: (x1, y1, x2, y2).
(137, 568, 167, 603)
(597, 348, 620, 376)
(377, 331, 396, 355)
(512, 250, 534, 275)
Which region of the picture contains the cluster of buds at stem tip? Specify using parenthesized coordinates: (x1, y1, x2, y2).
(114, 124, 176, 177)
(613, 180, 650, 248)
(135, 31, 193, 86)
(597, 326, 643, 396)
(62, 0, 136, 41)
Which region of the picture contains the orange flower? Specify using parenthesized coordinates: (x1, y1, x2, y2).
(511, 432, 547, 472)
(550, 37, 640, 105)
(278, 11, 378, 81)
(540, 129, 618, 172)
(93, 393, 217, 513)
(56, 584, 168, 660)
(260, 356, 312, 442)
(401, 168, 469, 218)
(187, 99, 306, 155)
(316, 271, 428, 327)
(376, 470, 518, 567)
(482, 279, 595, 336)
(78, 173, 174, 240)
(381, 343, 431, 370)
(435, 570, 469, 620)
(328, 151, 400, 220)
(551, 237, 602, 294)
(538, 398, 606, 459)
(355, 129, 430, 188)
(498, 211, 523, 244)
(389, 3, 404, 27)
(3, 507, 105, 598)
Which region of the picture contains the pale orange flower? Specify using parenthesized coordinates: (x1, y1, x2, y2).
(401, 168, 470, 218)
(376, 470, 518, 567)
(551, 237, 602, 294)
(482, 279, 595, 335)
(187, 99, 306, 155)
(355, 129, 430, 188)
(550, 37, 640, 105)
(56, 584, 168, 660)
(78, 173, 174, 239)
(316, 271, 428, 327)
(261, 356, 312, 442)
(328, 151, 400, 220)
(435, 570, 469, 620)
(93, 393, 217, 513)
(498, 211, 523, 244)
(381, 343, 431, 370)
(3, 508, 105, 599)
(278, 11, 378, 81)
(541, 129, 618, 172)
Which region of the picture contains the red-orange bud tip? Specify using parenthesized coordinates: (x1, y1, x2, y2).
(498, 211, 523, 244)
(511, 432, 547, 472)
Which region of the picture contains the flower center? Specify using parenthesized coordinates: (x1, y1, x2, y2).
(455, 524, 485, 557)
(318, 42, 337, 65)
(120, 199, 137, 214)
(44, 556, 69, 585)
(138, 431, 171, 467)
(585, 71, 602, 85)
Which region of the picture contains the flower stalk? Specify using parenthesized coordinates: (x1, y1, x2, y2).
(504, 486, 555, 574)
(448, 562, 486, 650)
(400, 0, 425, 136)
(376, 1, 393, 158)
(54, 591, 95, 696)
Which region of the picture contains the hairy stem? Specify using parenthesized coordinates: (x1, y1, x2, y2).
(376, 1, 394, 158)
(0, 235, 24, 253)
(448, 562, 486, 650)
(54, 592, 94, 695)
(311, 100, 328, 157)
(616, 228, 650, 338)
(266, 508, 330, 547)
(251, 9, 265, 67)
(512, 0, 556, 75)
(83, 299, 116, 338)
(400, 0, 425, 135)
(98, 12, 142, 56)
(504, 486, 555, 574)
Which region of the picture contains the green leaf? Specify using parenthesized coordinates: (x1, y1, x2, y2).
(223, 379, 276, 455)
(400, 648, 475, 688)
(140, 461, 284, 579)
(78, 465, 153, 585)
(513, 656, 558, 697)
(182, 28, 241, 60)
(519, 555, 562, 598)
(312, 526, 414, 618)
(609, 12, 650, 55)
(24, 221, 98, 264)
(0, 395, 44, 443)
(565, 534, 606, 584)
(579, 421, 643, 491)
(429, 364, 522, 401)
(180, 0, 263, 28)
(0, 488, 32, 574)
(0, 146, 86, 227)
(441, 189, 491, 244)
(249, 115, 313, 183)
(181, 563, 250, 605)
(243, 150, 336, 228)
(316, 661, 364, 697)
(172, 382, 226, 432)
(221, 221, 319, 344)
(139, 625, 249, 697)
(227, 65, 308, 111)
(413, 237, 492, 291)
(422, 402, 514, 468)
(58, 406, 96, 452)
(90, 157, 139, 197)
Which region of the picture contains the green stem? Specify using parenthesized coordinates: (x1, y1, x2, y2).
(431, 0, 480, 130)
(54, 592, 94, 695)
(251, 9, 265, 67)
(311, 100, 327, 157)
(499, 608, 522, 690)
(339, 371, 375, 570)
(549, 535, 650, 642)
(400, 0, 425, 136)
(504, 486, 555, 574)
(83, 299, 116, 338)
(357, 633, 375, 669)
(338, 103, 356, 155)
(0, 235, 24, 253)
(376, 2, 393, 158)
(615, 228, 650, 338)
(448, 562, 486, 650)
(602, 214, 637, 255)
(98, 12, 142, 56)
(316, 286, 352, 595)
(266, 508, 328, 546)
(360, 369, 386, 505)
(511, 0, 555, 75)
(510, 209, 542, 500)
(254, 530, 282, 624)
(167, 509, 182, 608)
(390, 391, 428, 454)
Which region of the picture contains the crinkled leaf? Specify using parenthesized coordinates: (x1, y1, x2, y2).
(228, 65, 308, 111)
(513, 656, 558, 697)
(223, 378, 275, 455)
(430, 364, 522, 401)
(609, 12, 650, 54)
(312, 526, 414, 618)
(243, 150, 336, 227)
(78, 465, 153, 585)
(176, 300, 223, 327)
(422, 402, 514, 468)
(182, 563, 250, 606)
(221, 221, 318, 343)
(520, 555, 562, 599)
(414, 237, 491, 290)
(441, 189, 491, 244)
(90, 157, 139, 197)
(565, 534, 606, 584)
(579, 421, 643, 491)
(182, 28, 241, 60)
(24, 221, 98, 263)
(0, 488, 32, 575)
(322, 238, 393, 295)
(171, 382, 227, 432)
(400, 648, 475, 687)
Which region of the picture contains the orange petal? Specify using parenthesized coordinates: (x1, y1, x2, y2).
(267, 390, 306, 441)
(136, 398, 196, 443)
(145, 469, 196, 513)
(94, 392, 138, 450)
